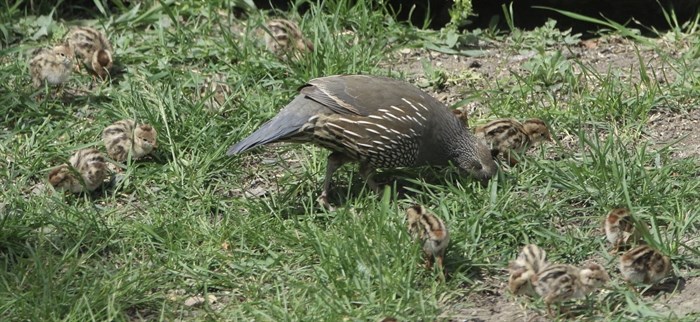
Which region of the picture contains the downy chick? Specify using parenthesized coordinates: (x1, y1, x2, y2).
(604, 207, 642, 252)
(102, 119, 158, 163)
(578, 262, 611, 293)
(534, 261, 610, 316)
(406, 204, 450, 270)
(65, 26, 113, 79)
(474, 118, 552, 165)
(508, 244, 548, 296)
(54, 148, 108, 192)
(198, 73, 231, 113)
(619, 244, 671, 286)
(264, 19, 313, 58)
(48, 164, 83, 193)
(29, 44, 74, 88)
(532, 263, 586, 316)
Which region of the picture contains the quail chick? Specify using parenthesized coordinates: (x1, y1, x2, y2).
(604, 207, 642, 252)
(102, 119, 158, 163)
(535, 262, 610, 316)
(65, 26, 113, 79)
(619, 244, 671, 286)
(508, 244, 548, 296)
(474, 118, 552, 165)
(48, 164, 83, 193)
(578, 262, 611, 293)
(264, 18, 313, 58)
(50, 148, 108, 193)
(532, 263, 586, 316)
(406, 204, 449, 270)
(198, 73, 231, 113)
(29, 44, 74, 89)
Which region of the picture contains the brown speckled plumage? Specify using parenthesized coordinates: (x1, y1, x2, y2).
(264, 19, 313, 57)
(29, 44, 74, 88)
(406, 204, 449, 270)
(49, 148, 107, 193)
(102, 119, 158, 162)
(65, 26, 113, 79)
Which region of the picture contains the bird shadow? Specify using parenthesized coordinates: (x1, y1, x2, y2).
(639, 276, 687, 295)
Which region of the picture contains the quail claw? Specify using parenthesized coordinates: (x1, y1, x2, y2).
(316, 191, 335, 211)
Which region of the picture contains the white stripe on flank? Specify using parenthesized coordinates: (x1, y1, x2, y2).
(417, 102, 429, 111)
(402, 98, 419, 111)
(384, 112, 400, 120)
(337, 117, 356, 123)
(390, 105, 404, 112)
(374, 124, 389, 131)
(326, 123, 344, 131)
(343, 130, 362, 138)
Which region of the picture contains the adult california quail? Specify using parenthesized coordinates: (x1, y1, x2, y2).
(227, 75, 497, 208)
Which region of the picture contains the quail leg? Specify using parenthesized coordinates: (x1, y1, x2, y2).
(317, 152, 351, 210)
(358, 162, 381, 194)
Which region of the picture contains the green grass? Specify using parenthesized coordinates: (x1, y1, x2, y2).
(1, 1, 700, 321)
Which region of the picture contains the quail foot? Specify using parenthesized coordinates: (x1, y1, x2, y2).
(227, 75, 497, 209)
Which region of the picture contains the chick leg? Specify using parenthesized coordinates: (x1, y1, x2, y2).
(435, 254, 444, 270)
(317, 152, 351, 210)
(424, 254, 434, 270)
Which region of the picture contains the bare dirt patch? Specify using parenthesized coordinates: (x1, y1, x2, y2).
(382, 36, 700, 321)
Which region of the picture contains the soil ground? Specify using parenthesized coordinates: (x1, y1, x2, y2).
(383, 36, 700, 321)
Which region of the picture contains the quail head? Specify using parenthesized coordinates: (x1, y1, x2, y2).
(227, 75, 498, 209)
(406, 204, 449, 270)
(102, 119, 158, 163)
(604, 207, 642, 253)
(474, 118, 551, 166)
(264, 18, 313, 58)
(29, 44, 74, 88)
(619, 244, 671, 286)
(65, 26, 113, 79)
(578, 262, 610, 293)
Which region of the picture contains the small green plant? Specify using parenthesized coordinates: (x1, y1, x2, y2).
(417, 58, 448, 90)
